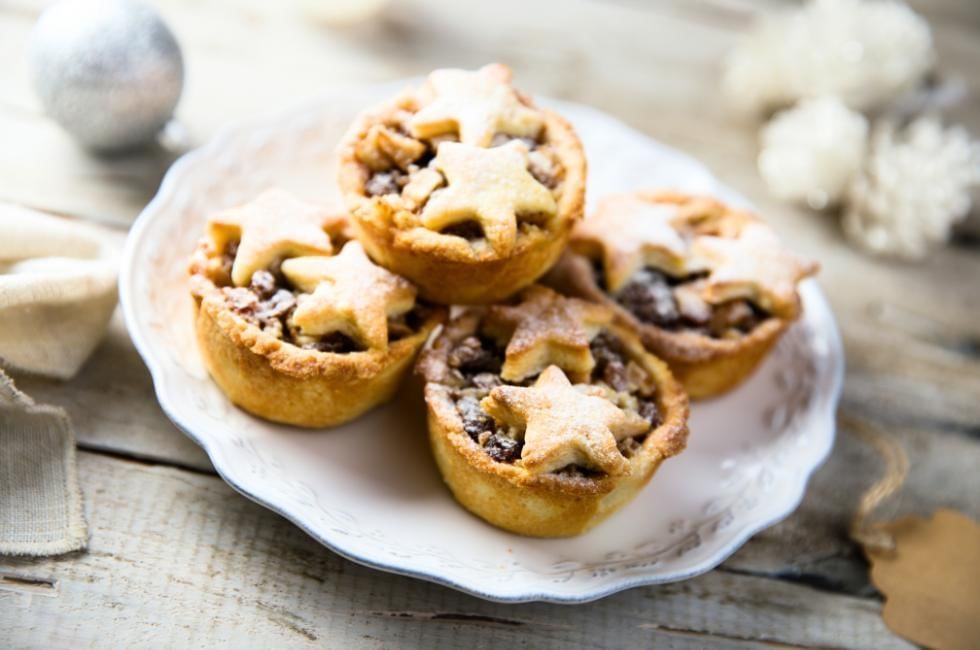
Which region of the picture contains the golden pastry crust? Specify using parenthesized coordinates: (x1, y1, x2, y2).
(207, 189, 336, 287)
(480, 365, 649, 477)
(280, 242, 417, 351)
(417, 294, 689, 537)
(189, 192, 445, 428)
(546, 191, 817, 399)
(482, 284, 613, 383)
(192, 290, 441, 427)
(337, 65, 586, 305)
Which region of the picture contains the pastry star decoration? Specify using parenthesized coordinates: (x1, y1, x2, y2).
(420, 141, 557, 255)
(575, 194, 693, 293)
(409, 64, 544, 147)
(692, 222, 818, 318)
(481, 366, 649, 476)
(208, 189, 335, 287)
(280, 242, 416, 351)
(484, 286, 612, 383)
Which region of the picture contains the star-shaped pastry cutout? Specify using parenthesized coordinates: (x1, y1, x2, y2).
(420, 141, 557, 255)
(280, 242, 416, 351)
(574, 193, 694, 293)
(208, 189, 335, 287)
(481, 366, 649, 476)
(691, 222, 818, 318)
(409, 64, 544, 147)
(484, 285, 613, 382)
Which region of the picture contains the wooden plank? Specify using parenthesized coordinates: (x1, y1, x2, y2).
(0, 109, 182, 229)
(0, 452, 912, 649)
(1, 0, 977, 603)
(723, 415, 980, 595)
(0, 0, 978, 642)
(11, 302, 979, 597)
(5, 216, 975, 599)
(3, 0, 977, 437)
(0, 0, 777, 225)
(3, 0, 978, 227)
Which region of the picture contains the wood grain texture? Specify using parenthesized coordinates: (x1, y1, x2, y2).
(1, 0, 978, 645)
(0, 453, 912, 649)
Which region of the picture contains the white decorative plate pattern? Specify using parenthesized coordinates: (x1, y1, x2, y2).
(120, 83, 843, 603)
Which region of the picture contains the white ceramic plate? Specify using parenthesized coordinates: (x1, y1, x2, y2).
(120, 83, 843, 603)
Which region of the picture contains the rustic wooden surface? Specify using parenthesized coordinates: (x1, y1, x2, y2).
(2, 0, 979, 647)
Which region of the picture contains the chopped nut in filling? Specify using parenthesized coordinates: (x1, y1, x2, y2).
(446, 326, 659, 471)
(596, 262, 769, 339)
(354, 66, 566, 251)
(571, 193, 817, 337)
(210, 241, 424, 353)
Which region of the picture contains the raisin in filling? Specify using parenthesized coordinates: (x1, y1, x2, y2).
(360, 110, 562, 236)
(387, 306, 430, 343)
(555, 465, 605, 480)
(448, 335, 503, 378)
(453, 393, 524, 464)
(214, 241, 421, 352)
(596, 262, 769, 339)
(440, 220, 484, 241)
(589, 332, 659, 457)
(446, 335, 522, 462)
(448, 329, 659, 469)
(219, 259, 297, 340)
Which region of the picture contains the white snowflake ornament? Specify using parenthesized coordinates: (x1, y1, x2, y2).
(723, 0, 934, 115)
(759, 97, 868, 209)
(843, 117, 980, 259)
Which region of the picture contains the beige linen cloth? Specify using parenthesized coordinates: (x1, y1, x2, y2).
(0, 202, 120, 555)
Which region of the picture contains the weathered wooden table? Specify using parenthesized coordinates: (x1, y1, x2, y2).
(2, 0, 978, 646)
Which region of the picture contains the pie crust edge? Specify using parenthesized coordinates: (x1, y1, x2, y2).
(337, 106, 587, 305)
(544, 250, 793, 400)
(190, 245, 446, 428)
(418, 312, 689, 537)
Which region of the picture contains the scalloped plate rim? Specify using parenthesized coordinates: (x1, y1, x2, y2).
(120, 84, 844, 604)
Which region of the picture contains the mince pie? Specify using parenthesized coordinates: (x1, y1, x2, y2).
(545, 192, 818, 399)
(338, 63, 586, 305)
(189, 189, 445, 427)
(416, 285, 688, 537)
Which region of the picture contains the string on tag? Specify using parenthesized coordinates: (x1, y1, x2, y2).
(840, 412, 910, 554)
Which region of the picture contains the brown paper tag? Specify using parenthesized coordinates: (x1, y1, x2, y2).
(866, 509, 980, 650)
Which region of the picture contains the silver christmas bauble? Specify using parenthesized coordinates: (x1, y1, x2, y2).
(31, 0, 184, 152)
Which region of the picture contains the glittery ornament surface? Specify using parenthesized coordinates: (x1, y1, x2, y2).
(31, 0, 184, 152)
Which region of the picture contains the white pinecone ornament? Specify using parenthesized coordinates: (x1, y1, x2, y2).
(843, 117, 980, 258)
(723, 0, 933, 115)
(759, 97, 868, 209)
